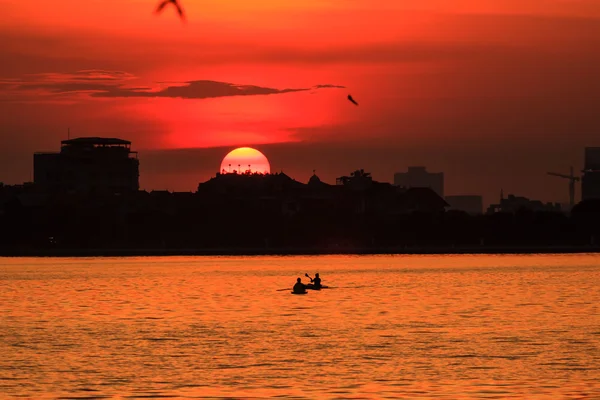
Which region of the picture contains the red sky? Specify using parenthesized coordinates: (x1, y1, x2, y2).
(1, 0, 600, 206)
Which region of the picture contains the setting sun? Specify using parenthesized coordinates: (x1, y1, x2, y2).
(220, 147, 271, 174)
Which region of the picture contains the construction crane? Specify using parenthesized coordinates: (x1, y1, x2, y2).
(547, 166, 580, 206)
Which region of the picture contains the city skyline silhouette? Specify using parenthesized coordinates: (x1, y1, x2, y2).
(1, 1, 600, 207)
(2, 4, 600, 399)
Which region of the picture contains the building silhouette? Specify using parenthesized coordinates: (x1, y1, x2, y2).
(34, 137, 139, 193)
(6, 140, 600, 253)
(582, 147, 600, 201)
(445, 195, 483, 215)
(394, 166, 444, 197)
(486, 192, 561, 214)
(196, 169, 448, 217)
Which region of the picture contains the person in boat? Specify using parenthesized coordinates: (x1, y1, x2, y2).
(309, 273, 322, 289)
(293, 278, 307, 294)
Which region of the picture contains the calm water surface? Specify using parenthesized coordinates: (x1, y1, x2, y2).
(1, 254, 599, 399)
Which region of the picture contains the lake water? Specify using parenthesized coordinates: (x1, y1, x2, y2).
(1, 254, 599, 399)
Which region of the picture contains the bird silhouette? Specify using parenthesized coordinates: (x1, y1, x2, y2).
(347, 94, 359, 106)
(155, 0, 186, 22)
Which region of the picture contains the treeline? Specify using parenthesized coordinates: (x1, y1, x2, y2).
(1, 196, 600, 252)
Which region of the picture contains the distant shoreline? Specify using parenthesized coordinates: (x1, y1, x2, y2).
(1, 245, 599, 257)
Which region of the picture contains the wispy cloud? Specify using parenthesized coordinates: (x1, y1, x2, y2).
(89, 80, 339, 99)
(0, 70, 345, 102)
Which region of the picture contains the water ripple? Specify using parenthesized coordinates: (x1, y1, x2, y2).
(1, 254, 599, 399)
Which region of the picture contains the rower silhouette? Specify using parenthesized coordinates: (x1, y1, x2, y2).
(293, 278, 307, 294)
(305, 273, 322, 289)
(155, 0, 186, 22)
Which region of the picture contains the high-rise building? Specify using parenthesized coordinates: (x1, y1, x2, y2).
(34, 137, 139, 193)
(394, 166, 444, 197)
(582, 147, 600, 201)
(584, 147, 600, 170)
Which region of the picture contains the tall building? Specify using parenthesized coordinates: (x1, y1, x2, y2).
(394, 166, 444, 197)
(582, 147, 600, 201)
(34, 137, 139, 193)
(445, 195, 483, 215)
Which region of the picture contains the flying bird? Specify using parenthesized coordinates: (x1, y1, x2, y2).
(155, 0, 186, 22)
(347, 94, 359, 106)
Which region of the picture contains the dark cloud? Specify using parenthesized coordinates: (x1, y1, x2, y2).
(1, 70, 345, 101)
(73, 70, 136, 81)
(90, 80, 334, 99)
(314, 84, 346, 89)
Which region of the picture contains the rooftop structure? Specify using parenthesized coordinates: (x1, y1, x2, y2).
(34, 136, 139, 193)
(196, 169, 448, 215)
(61, 137, 132, 146)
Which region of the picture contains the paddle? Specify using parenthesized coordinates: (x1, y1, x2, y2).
(276, 288, 291, 291)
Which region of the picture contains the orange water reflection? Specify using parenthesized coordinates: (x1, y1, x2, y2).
(0, 254, 599, 399)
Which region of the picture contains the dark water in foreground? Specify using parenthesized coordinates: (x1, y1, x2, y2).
(1, 254, 599, 399)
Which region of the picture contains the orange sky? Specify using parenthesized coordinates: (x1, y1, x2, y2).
(1, 0, 600, 205)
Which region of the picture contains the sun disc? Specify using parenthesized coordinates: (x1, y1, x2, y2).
(220, 147, 271, 174)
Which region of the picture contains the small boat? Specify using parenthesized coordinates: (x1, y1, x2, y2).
(291, 291, 307, 295)
(305, 284, 329, 290)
